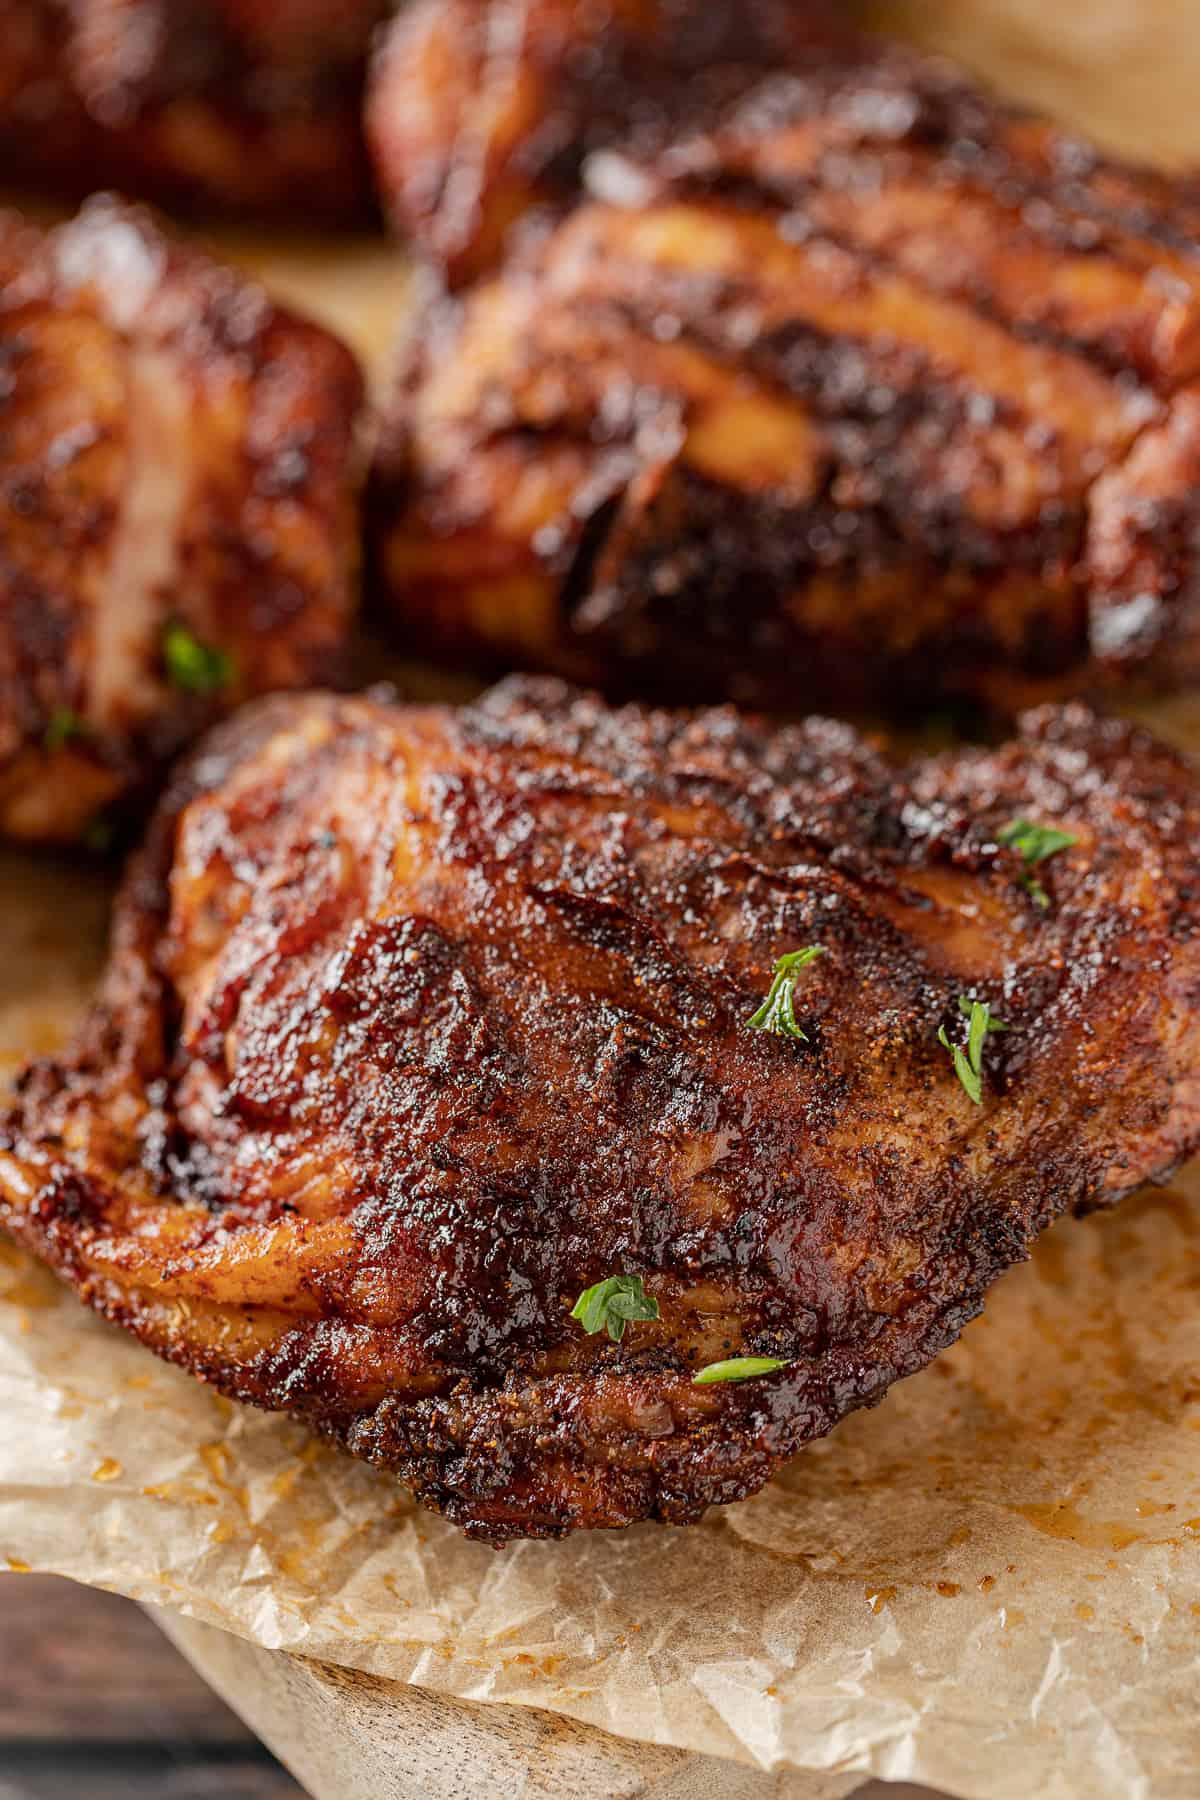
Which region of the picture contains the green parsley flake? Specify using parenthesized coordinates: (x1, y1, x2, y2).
(163, 622, 234, 695)
(43, 708, 85, 752)
(747, 945, 825, 1039)
(693, 1356, 791, 1385)
(570, 1274, 660, 1343)
(938, 996, 1008, 1106)
(998, 817, 1077, 909)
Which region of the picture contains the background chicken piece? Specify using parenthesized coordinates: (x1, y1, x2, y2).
(0, 194, 363, 844)
(0, 1, 101, 196)
(367, 0, 852, 284)
(0, 0, 386, 221)
(1086, 387, 1200, 689)
(370, 25, 1200, 715)
(2, 678, 1198, 1541)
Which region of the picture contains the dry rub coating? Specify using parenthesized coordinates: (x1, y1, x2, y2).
(371, 25, 1200, 712)
(2, 678, 1199, 1541)
(367, 0, 850, 285)
(0, 196, 363, 844)
(0, 0, 385, 222)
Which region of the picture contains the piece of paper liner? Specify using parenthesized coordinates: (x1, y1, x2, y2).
(153, 1606, 862, 1800)
(0, 783, 1199, 1800)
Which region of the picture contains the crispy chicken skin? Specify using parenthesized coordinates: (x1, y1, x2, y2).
(371, 27, 1200, 712)
(3, 677, 1199, 1541)
(367, 0, 851, 285)
(0, 0, 385, 221)
(0, 196, 363, 844)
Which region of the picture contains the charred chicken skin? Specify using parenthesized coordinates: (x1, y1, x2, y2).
(0, 196, 363, 844)
(367, 0, 851, 286)
(371, 26, 1200, 712)
(2, 677, 1199, 1541)
(0, 0, 385, 221)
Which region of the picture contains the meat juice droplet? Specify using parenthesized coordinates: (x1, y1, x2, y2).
(91, 1458, 122, 1483)
(1013, 1501, 1145, 1551)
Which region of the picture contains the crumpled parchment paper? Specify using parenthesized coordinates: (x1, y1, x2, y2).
(4, 8, 1200, 1794)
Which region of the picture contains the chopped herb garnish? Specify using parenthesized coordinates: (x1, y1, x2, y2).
(43, 708, 85, 752)
(163, 622, 234, 695)
(82, 816, 114, 854)
(694, 1356, 791, 1385)
(570, 1274, 660, 1343)
(998, 817, 1077, 910)
(747, 945, 825, 1039)
(938, 996, 1008, 1106)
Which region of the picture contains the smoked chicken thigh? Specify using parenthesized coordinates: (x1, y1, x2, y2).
(371, 23, 1200, 712)
(0, 196, 363, 843)
(2, 678, 1199, 1540)
(0, 0, 386, 221)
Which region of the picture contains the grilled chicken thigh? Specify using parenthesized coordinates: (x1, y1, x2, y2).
(0, 0, 385, 220)
(0, 196, 363, 843)
(367, 0, 850, 285)
(371, 27, 1200, 712)
(3, 678, 1198, 1541)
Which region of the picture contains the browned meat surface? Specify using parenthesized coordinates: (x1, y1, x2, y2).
(0, 195, 363, 844)
(371, 25, 1200, 713)
(367, 0, 851, 285)
(3, 677, 1198, 1541)
(0, 0, 385, 221)
(1087, 389, 1200, 690)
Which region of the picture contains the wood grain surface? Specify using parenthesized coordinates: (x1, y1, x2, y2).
(0, 1574, 302, 1799)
